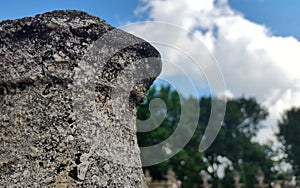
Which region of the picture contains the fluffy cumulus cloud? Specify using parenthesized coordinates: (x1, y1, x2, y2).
(125, 0, 300, 142)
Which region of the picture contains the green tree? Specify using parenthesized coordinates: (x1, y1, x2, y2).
(137, 86, 275, 187)
(137, 85, 207, 186)
(202, 98, 275, 188)
(277, 108, 300, 176)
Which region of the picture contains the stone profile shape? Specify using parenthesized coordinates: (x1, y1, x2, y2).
(0, 10, 162, 187)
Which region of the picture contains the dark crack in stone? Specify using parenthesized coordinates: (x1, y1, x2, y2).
(0, 10, 162, 187)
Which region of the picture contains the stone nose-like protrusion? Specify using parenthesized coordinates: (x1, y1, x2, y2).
(0, 10, 162, 187)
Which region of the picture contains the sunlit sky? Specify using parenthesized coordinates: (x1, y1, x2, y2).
(1, 0, 300, 143)
(1, 0, 299, 39)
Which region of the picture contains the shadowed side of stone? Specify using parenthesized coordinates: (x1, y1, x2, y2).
(0, 10, 162, 187)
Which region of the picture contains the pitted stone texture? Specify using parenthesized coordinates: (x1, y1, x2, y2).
(0, 10, 161, 187)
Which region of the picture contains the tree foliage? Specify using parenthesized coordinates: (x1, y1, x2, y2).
(277, 108, 300, 176)
(137, 85, 275, 187)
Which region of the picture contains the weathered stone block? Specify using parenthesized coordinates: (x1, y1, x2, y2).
(0, 10, 161, 187)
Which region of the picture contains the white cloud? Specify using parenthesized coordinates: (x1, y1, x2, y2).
(126, 0, 300, 143)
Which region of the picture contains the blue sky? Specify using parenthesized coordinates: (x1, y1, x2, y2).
(0, 0, 299, 40)
(228, 0, 300, 39)
(0, 0, 140, 26)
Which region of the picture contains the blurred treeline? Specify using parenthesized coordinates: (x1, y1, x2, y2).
(137, 85, 300, 188)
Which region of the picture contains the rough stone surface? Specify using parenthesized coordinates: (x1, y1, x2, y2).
(0, 10, 161, 187)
